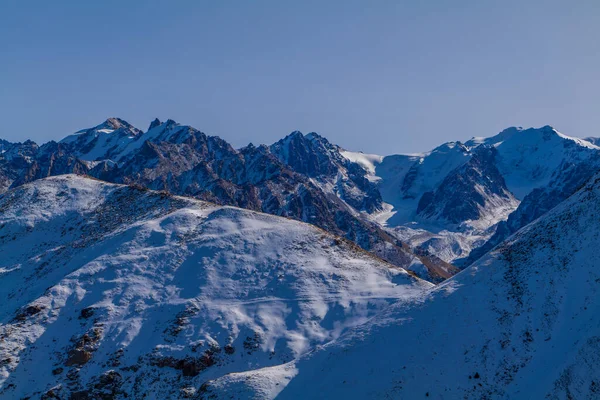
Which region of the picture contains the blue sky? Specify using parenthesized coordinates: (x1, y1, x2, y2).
(1, 0, 599, 154)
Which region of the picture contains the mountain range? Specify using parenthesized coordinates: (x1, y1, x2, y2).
(1, 118, 600, 398)
(1, 118, 599, 280)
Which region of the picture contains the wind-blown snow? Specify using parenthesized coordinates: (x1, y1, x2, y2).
(340, 150, 383, 179)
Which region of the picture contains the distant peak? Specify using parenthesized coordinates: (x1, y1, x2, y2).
(499, 125, 558, 136)
(102, 117, 127, 130)
(500, 126, 523, 133)
(540, 125, 556, 132)
(273, 131, 306, 147)
(148, 118, 162, 131)
(433, 140, 466, 152)
(305, 132, 324, 141)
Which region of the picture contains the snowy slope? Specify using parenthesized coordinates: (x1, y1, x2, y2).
(368, 126, 598, 229)
(204, 173, 600, 399)
(0, 175, 431, 399)
(337, 126, 600, 265)
(416, 145, 519, 228)
(340, 150, 384, 180)
(466, 126, 600, 198)
(374, 142, 471, 226)
(583, 136, 600, 147)
(59, 118, 142, 162)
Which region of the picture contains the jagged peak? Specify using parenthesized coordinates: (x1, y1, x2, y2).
(239, 142, 256, 153)
(100, 117, 129, 130)
(240, 142, 272, 156)
(305, 132, 322, 140)
(276, 130, 335, 149)
(280, 130, 305, 142)
(148, 118, 162, 131)
(431, 140, 468, 154)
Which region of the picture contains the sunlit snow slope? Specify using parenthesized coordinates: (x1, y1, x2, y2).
(205, 173, 600, 399)
(0, 175, 430, 399)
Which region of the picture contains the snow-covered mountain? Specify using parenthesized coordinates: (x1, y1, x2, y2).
(59, 117, 143, 162)
(416, 145, 518, 228)
(341, 126, 600, 266)
(0, 175, 431, 399)
(362, 126, 599, 229)
(1, 119, 599, 279)
(3, 119, 600, 398)
(461, 128, 600, 266)
(202, 170, 600, 400)
(1, 118, 457, 282)
(270, 131, 382, 214)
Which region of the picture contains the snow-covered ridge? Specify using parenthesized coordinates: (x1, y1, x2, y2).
(2, 119, 600, 274)
(368, 125, 600, 228)
(0, 175, 430, 399)
(204, 171, 600, 399)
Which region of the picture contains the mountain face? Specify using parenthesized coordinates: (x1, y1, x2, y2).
(352, 126, 600, 267)
(0, 139, 40, 192)
(466, 126, 600, 198)
(416, 145, 518, 227)
(370, 126, 599, 229)
(0, 176, 431, 399)
(370, 141, 471, 226)
(203, 172, 600, 400)
(59, 117, 143, 162)
(270, 131, 382, 214)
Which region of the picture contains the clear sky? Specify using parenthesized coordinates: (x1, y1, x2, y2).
(1, 0, 599, 154)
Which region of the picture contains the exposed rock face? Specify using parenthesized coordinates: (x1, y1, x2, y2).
(416, 146, 518, 225)
(270, 131, 383, 213)
(0, 139, 40, 192)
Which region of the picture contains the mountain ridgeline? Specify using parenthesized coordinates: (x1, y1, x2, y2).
(1, 119, 599, 281)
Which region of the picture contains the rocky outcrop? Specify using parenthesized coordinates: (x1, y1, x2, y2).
(416, 146, 518, 225)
